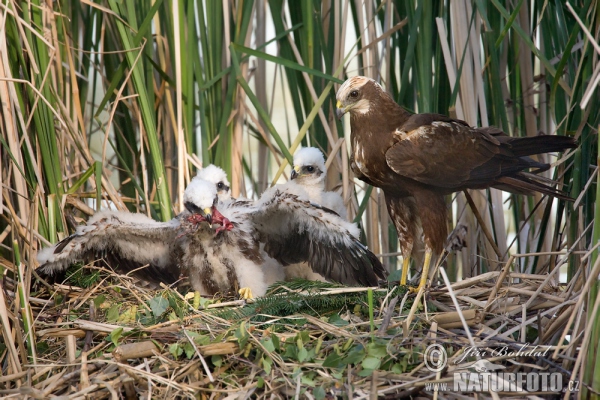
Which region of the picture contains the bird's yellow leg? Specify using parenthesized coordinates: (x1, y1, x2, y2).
(417, 248, 433, 291)
(400, 256, 410, 286)
(238, 287, 253, 299)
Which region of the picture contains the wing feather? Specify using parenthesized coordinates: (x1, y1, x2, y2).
(387, 116, 502, 188)
(386, 115, 576, 191)
(37, 211, 182, 284)
(242, 190, 386, 286)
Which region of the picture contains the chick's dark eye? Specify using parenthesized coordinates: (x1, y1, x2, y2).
(349, 90, 359, 98)
(306, 166, 315, 172)
(217, 182, 224, 189)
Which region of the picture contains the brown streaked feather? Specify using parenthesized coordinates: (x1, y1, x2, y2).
(399, 113, 470, 133)
(386, 118, 502, 189)
(249, 190, 387, 286)
(386, 114, 577, 192)
(384, 194, 419, 257)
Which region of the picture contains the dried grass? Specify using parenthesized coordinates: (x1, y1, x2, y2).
(0, 256, 585, 398)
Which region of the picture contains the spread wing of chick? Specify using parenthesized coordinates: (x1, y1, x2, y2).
(37, 211, 183, 284)
(222, 187, 387, 287)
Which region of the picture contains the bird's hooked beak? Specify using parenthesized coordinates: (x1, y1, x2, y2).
(203, 207, 213, 224)
(290, 166, 300, 180)
(184, 201, 212, 225)
(335, 100, 346, 120)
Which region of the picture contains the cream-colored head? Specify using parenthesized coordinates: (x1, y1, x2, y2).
(291, 147, 326, 187)
(183, 177, 218, 223)
(335, 76, 382, 118)
(197, 164, 231, 202)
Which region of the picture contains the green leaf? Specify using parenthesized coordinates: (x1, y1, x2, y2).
(211, 355, 222, 367)
(283, 343, 298, 360)
(366, 342, 388, 358)
(169, 343, 183, 359)
(108, 327, 123, 347)
(301, 374, 316, 387)
(35, 341, 49, 355)
(230, 47, 293, 165)
(328, 314, 349, 327)
(235, 322, 248, 348)
(399, 354, 410, 372)
(357, 368, 375, 377)
(322, 352, 343, 368)
(342, 346, 365, 365)
(392, 362, 406, 374)
(186, 331, 210, 346)
(93, 294, 106, 309)
(256, 376, 265, 389)
(66, 164, 96, 195)
(353, 186, 374, 223)
(149, 296, 169, 318)
(298, 347, 308, 363)
(197, 296, 213, 309)
(271, 334, 280, 350)
(261, 337, 276, 353)
(183, 342, 195, 359)
(263, 355, 273, 374)
(361, 355, 382, 370)
(489, 0, 569, 93)
(298, 331, 310, 343)
(305, 348, 316, 362)
(313, 386, 326, 400)
(106, 0, 172, 220)
(230, 43, 343, 84)
(106, 305, 119, 323)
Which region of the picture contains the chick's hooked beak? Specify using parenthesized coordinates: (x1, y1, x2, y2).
(335, 100, 346, 120)
(183, 202, 212, 226)
(290, 166, 300, 180)
(203, 207, 213, 224)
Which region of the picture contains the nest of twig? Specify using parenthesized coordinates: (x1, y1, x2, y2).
(0, 254, 588, 399)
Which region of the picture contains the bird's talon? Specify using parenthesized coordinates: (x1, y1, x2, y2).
(238, 287, 253, 299)
(408, 286, 420, 294)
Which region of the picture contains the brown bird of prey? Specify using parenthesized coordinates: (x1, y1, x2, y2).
(335, 76, 577, 290)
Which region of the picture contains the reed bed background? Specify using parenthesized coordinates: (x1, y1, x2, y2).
(0, 0, 598, 397)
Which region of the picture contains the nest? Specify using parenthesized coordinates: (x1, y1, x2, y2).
(0, 258, 588, 399)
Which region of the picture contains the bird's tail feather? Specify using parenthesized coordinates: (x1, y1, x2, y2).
(494, 175, 572, 201)
(508, 135, 577, 157)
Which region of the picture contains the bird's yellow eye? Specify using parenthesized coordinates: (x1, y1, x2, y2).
(350, 90, 359, 98)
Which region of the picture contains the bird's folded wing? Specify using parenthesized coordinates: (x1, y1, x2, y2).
(386, 114, 520, 188)
(246, 190, 386, 286)
(37, 211, 181, 282)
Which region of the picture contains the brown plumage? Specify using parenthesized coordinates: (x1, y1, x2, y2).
(336, 76, 577, 289)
